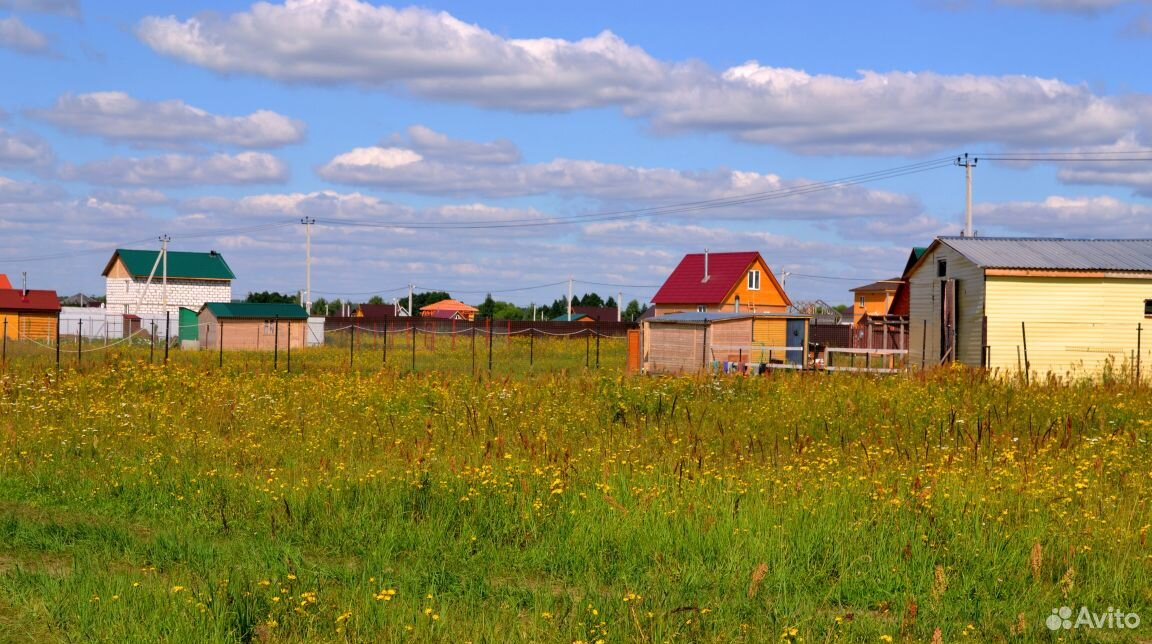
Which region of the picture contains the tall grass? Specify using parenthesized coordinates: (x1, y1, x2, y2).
(0, 347, 1149, 642)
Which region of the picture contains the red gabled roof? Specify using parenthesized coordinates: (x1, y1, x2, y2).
(0, 275, 11, 290)
(0, 289, 61, 313)
(652, 252, 762, 305)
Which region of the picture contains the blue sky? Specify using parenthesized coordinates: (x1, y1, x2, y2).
(2, 0, 1151, 308)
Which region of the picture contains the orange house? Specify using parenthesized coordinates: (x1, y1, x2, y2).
(849, 279, 902, 325)
(419, 299, 479, 321)
(651, 251, 791, 317)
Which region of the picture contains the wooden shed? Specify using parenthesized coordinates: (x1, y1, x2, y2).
(908, 237, 1152, 377)
(198, 303, 309, 352)
(641, 312, 810, 374)
(0, 288, 61, 342)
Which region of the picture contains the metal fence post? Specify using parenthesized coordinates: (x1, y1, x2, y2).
(471, 324, 476, 376)
(274, 315, 280, 371)
(164, 311, 170, 364)
(219, 321, 224, 368)
(1, 317, 6, 364)
(410, 322, 416, 372)
(287, 319, 292, 374)
(77, 319, 82, 367)
(1021, 321, 1030, 385)
(1137, 323, 1142, 386)
(349, 322, 355, 368)
(585, 330, 590, 368)
(596, 328, 601, 369)
(382, 320, 388, 366)
(55, 317, 60, 368)
(487, 319, 493, 372)
(150, 321, 156, 363)
(529, 328, 534, 367)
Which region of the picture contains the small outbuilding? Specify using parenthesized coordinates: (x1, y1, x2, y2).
(198, 303, 309, 352)
(0, 287, 61, 342)
(641, 312, 810, 374)
(908, 236, 1152, 377)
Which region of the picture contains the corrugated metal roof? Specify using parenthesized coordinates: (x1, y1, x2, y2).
(850, 278, 902, 293)
(200, 302, 308, 320)
(651, 252, 762, 305)
(103, 249, 236, 280)
(0, 289, 61, 313)
(940, 237, 1152, 271)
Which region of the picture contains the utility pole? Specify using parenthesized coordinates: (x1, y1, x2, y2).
(160, 234, 170, 352)
(302, 217, 315, 314)
(567, 277, 573, 321)
(956, 153, 978, 237)
(159, 235, 169, 313)
(617, 291, 622, 322)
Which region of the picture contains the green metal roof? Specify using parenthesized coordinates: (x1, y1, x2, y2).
(551, 313, 590, 322)
(104, 249, 236, 280)
(199, 302, 308, 320)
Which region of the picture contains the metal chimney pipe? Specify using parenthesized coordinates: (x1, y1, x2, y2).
(703, 249, 709, 282)
(21, 271, 27, 297)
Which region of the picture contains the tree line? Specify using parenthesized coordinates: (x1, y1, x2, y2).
(246, 290, 648, 321)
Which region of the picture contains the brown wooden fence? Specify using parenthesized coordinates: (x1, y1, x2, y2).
(323, 316, 637, 338)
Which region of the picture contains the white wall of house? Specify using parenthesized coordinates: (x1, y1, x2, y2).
(105, 277, 231, 316)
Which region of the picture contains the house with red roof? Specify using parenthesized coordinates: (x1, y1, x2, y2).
(0, 275, 11, 290)
(651, 251, 791, 317)
(1, 286, 61, 342)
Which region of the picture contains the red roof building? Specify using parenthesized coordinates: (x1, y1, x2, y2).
(651, 251, 790, 316)
(0, 275, 11, 290)
(0, 288, 61, 341)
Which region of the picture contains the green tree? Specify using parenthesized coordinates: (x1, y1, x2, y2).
(605, 296, 617, 309)
(579, 292, 604, 307)
(623, 299, 645, 321)
(246, 291, 298, 304)
(310, 297, 328, 316)
(492, 301, 527, 320)
(477, 293, 497, 320)
(367, 295, 385, 305)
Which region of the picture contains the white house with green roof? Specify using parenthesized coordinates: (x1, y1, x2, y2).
(102, 248, 235, 316)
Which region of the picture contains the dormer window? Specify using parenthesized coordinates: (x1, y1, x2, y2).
(747, 270, 761, 291)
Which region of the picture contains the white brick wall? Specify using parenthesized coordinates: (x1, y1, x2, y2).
(106, 277, 232, 316)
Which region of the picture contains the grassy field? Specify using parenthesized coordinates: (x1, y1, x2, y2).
(0, 340, 1150, 642)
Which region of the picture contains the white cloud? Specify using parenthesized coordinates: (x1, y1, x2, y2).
(30, 92, 306, 149)
(0, 127, 54, 170)
(0, 16, 53, 56)
(137, 1, 666, 112)
(993, 0, 1149, 13)
(0, 175, 66, 202)
(390, 125, 520, 165)
(976, 195, 1152, 236)
(89, 187, 170, 206)
(318, 127, 922, 219)
(650, 64, 1148, 154)
(0, 0, 81, 18)
(59, 152, 289, 186)
(136, 1, 1152, 155)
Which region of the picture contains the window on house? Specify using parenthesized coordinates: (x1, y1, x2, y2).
(264, 320, 275, 335)
(734, 296, 741, 312)
(937, 260, 947, 277)
(1145, 299, 1152, 317)
(697, 305, 707, 313)
(747, 270, 761, 290)
(859, 296, 866, 309)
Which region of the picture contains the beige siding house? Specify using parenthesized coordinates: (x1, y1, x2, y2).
(908, 237, 1152, 378)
